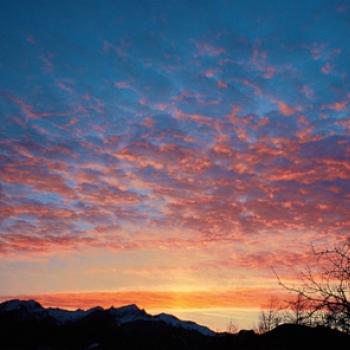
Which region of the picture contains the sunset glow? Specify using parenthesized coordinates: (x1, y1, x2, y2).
(1, 0, 349, 331)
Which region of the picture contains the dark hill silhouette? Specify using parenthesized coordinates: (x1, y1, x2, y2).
(0, 299, 348, 349)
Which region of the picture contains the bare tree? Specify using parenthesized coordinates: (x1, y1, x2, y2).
(257, 296, 284, 333)
(226, 319, 239, 334)
(276, 241, 350, 333)
(283, 292, 311, 326)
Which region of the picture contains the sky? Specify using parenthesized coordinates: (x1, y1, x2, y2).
(0, 0, 350, 331)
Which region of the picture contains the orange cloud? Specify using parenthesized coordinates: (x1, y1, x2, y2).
(277, 101, 296, 116)
(325, 100, 347, 111)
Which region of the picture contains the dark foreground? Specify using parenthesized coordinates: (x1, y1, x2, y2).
(0, 299, 348, 350)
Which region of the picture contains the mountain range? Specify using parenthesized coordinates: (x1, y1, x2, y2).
(0, 299, 214, 335)
(0, 299, 348, 349)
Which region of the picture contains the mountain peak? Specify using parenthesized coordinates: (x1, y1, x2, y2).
(111, 304, 140, 312)
(0, 299, 43, 312)
(86, 306, 105, 313)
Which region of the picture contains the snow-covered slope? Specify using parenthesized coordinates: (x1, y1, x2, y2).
(47, 307, 86, 323)
(0, 299, 215, 336)
(107, 304, 148, 323)
(153, 312, 214, 336)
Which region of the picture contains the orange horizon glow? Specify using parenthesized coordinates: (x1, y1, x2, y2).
(0, 289, 295, 330)
(0, 289, 290, 311)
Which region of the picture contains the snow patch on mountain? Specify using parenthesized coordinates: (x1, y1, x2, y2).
(153, 313, 215, 336)
(47, 308, 86, 324)
(108, 304, 148, 324)
(0, 300, 215, 336)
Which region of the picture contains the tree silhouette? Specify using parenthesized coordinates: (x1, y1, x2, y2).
(276, 241, 350, 333)
(226, 319, 239, 334)
(257, 296, 283, 333)
(284, 292, 311, 325)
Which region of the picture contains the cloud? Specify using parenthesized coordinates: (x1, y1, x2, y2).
(0, 1, 349, 309)
(1, 108, 349, 259)
(195, 42, 225, 57)
(277, 101, 296, 116)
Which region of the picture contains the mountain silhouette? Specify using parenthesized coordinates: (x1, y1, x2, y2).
(0, 299, 348, 349)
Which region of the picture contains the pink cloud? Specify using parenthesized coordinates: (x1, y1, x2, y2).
(114, 81, 131, 89)
(277, 101, 296, 116)
(300, 85, 314, 99)
(263, 66, 275, 79)
(321, 62, 332, 74)
(195, 42, 225, 57)
(26, 34, 36, 44)
(217, 80, 228, 89)
(204, 69, 217, 78)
